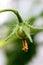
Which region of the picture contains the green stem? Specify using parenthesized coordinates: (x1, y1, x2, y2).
(0, 9, 23, 23)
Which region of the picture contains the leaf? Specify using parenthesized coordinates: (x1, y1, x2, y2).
(22, 24, 33, 43)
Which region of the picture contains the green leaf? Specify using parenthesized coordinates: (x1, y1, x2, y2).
(22, 24, 33, 43)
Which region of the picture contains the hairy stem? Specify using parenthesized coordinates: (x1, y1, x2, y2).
(0, 9, 23, 23)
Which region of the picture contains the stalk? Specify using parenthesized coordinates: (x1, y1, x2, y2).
(0, 9, 23, 23)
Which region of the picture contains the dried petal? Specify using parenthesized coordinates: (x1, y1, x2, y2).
(22, 38, 28, 52)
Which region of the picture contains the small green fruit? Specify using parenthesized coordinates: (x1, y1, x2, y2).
(16, 26, 25, 39)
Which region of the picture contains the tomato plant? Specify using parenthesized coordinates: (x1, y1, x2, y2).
(0, 9, 43, 52)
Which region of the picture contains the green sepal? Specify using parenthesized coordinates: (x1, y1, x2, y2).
(26, 17, 36, 25)
(26, 12, 43, 25)
(22, 23, 33, 43)
(25, 22, 43, 35)
(5, 24, 19, 41)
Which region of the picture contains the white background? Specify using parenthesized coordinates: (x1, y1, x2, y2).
(0, 0, 43, 65)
